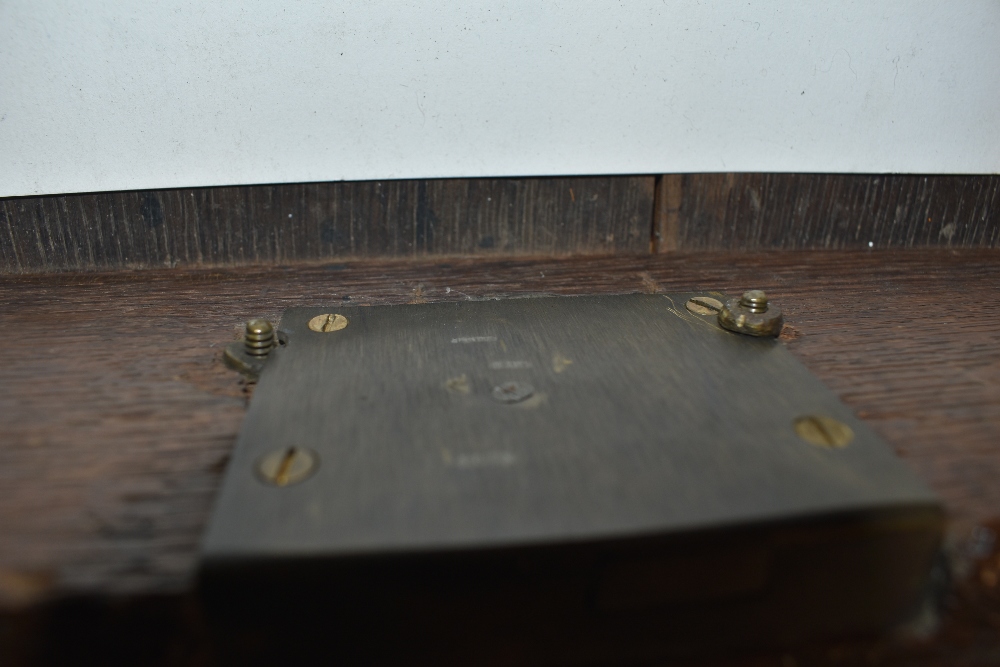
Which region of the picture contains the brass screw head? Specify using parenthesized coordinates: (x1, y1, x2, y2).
(718, 290, 783, 337)
(308, 313, 349, 333)
(685, 296, 724, 316)
(794, 415, 854, 448)
(256, 447, 319, 486)
(244, 318, 276, 357)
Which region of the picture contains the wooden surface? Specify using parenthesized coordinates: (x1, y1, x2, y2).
(4, 174, 1000, 274)
(0, 177, 655, 273)
(1, 249, 1000, 665)
(654, 174, 1000, 252)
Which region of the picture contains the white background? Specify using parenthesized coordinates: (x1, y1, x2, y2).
(1, 1, 998, 197)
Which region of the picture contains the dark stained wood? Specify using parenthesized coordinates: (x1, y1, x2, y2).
(652, 173, 683, 252)
(8, 173, 1000, 274)
(1, 249, 999, 665)
(0, 177, 655, 274)
(654, 174, 1000, 252)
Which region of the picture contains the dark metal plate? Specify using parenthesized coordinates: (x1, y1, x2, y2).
(204, 294, 936, 556)
(200, 294, 942, 664)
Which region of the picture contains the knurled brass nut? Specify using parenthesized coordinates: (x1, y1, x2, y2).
(717, 290, 783, 338)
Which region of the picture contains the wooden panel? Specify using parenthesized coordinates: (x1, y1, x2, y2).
(0, 177, 655, 274)
(6, 173, 1000, 273)
(654, 174, 1000, 251)
(1, 249, 999, 665)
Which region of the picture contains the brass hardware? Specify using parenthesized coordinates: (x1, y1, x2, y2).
(224, 318, 284, 377)
(244, 319, 275, 357)
(685, 296, 723, 316)
(204, 295, 942, 655)
(256, 447, 318, 486)
(718, 290, 783, 338)
(308, 313, 349, 333)
(794, 415, 854, 448)
(492, 381, 534, 404)
(739, 290, 769, 313)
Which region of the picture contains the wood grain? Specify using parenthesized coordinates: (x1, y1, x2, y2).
(1, 249, 999, 665)
(654, 174, 1000, 251)
(7, 173, 999, 274)
(0, 177, 655, 274)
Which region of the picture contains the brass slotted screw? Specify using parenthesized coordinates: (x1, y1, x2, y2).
(308, 313, 349, 333)
(256, 447, 318, 486)
(685, 296, 724, 316)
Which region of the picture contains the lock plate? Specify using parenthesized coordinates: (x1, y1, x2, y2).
(204, 293, 936, 554)
(200, 294, 941, 662)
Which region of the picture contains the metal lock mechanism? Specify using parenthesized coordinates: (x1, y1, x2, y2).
(203, 293, 941, 665)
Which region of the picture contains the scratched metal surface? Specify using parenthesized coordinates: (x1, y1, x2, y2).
(202, 294, 937, 559)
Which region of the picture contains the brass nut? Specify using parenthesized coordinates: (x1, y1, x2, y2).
(717, 290, 783, 338)
(308, 313, 349, 333)
(794, 415, 854, 448)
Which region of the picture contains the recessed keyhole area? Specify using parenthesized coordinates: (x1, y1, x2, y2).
(794, 415, 854, 449)
(492, 381, 534, 404)
(256, 447, 319, 486)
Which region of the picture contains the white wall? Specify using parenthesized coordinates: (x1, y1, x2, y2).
(1, 1, 998, 197)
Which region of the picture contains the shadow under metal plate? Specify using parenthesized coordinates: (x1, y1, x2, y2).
(201, 294, 942, 665)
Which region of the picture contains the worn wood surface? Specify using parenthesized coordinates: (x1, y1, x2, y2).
(5, 174, 1000, 274)
(0, 177, 655, 274)
(1, 249, 999, 665)
(654, 174, 1000, 252)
